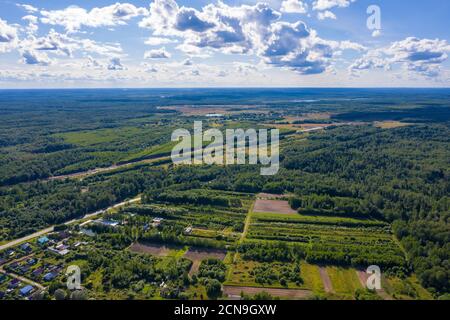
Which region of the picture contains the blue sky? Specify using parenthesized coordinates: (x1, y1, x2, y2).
(0, 0, 449, 88)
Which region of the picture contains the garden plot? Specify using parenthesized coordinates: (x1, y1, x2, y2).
(184, 248, 227, 276)
(129, 242, 183, 257)
(253, 199, 297, 215)
(223, 286, 312, 299)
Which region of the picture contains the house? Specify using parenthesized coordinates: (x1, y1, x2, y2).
(32, 268, 44, 277)
(55, 231, 71, 240)
(19, 285, 34, 296)
(43, 272, 56, 281)
(20, 243, 32, 252)
(27, 258, 37, 266)
(37, 236, 49, 245)
(55, 243, 68, 251)
(8, 279, 20, 289)
(96, 219, 120, 227)
(152, 217, 164, 227)
(18, 265, 30, 274)
(80, 228, 96, 237)
(184, 227, 193, 234)
(48, 246, 69, 256)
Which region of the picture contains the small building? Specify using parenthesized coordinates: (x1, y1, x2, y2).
(43, 272, 56, 282)
(184, 227, 193, 234)
(20, 285, 34, 296)
(152, 217, 164, 227)
(37, 236, 49, 245)
(20, 243, 32, 252)
(8, 279, 20, 289)
(32, 268, 44, 277)
(53, 231, 71, 241)
(55, 243, 68, 251)
(48, 246, 70, 256)
(19, 265, 30, 274)
(80, 228, 96, 237)
(27, 258, 37, 266)
(96, 219, 120, 227)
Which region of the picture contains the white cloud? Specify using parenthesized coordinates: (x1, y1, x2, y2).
(313, 0, 356, 11)
(280, 0, 308, 14)
(317, 10, 336, 20)
(349, 37, 450, 78)
(107, 57, 125, 70)
(182, 58, 193, 66)
(145, 37, 178, 46)
(20, 49, 51, 65)
(372, 30, 381, 38)
(138, 1, 365, 75)
(144, 47, 172, 59)
(0, 18, 18, 43)
(40, 3, 148, 33)
(17, 4, 38, 13)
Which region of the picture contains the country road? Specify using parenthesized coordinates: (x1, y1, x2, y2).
(0, 268, 46, 290)
(46, 155, 170, 181)
(0, 196, 141, 252)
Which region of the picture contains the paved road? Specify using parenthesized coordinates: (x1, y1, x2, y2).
(0, 228, 54, 252)
(0, 196, 141, 252)
(46, 156, 170, 181)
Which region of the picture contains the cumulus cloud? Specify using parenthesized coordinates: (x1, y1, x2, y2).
(372, 30, 381, 38)
(280, 0, 308, 14)
(17, 4, 38, 13)
(139, 0, 359, 75)
(107, 57, 125, 70)
(22, 15, 39, 35)
(317, 10, 336, 20)
(18, 29, 124, 59)
(349, 37, 450, 78)
(145, 37, 177, 46)
(313, 0, 356, 11)
(20, 49, 51, 65)
(144, 47, 171, 59)
(182, 58, 193, 66)
(40, 3, 148, 33)
(0, 18, 18, 42)
(312, 0, 356, 19)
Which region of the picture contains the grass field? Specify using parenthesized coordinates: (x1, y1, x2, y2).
(300, 262, 325, 294)
(326, 266, 362, 299)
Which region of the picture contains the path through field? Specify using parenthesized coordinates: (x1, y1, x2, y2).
(356, 270, 393, 300)
(223, 286, 313, 299)
(319, 267, 333, 293)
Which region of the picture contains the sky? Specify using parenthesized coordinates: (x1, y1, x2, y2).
(0, 0, 449, 88)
